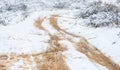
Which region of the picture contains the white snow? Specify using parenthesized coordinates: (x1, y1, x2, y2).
(0, 0, 120, 70)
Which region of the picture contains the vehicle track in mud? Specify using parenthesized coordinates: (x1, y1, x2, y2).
(0, 14, 120, 70)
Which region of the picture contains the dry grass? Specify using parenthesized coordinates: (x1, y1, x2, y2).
(49, 16, 61, 31)
(49, 16, 80, 37)
(34, 44, 69, 70)
(0, 61, 8, 70)
(0, 65, 6, 70)
(35, 52, 69, 70)
(0, 55, 8, 60)
(0, 55, 8, 70)
(41, 52, 69, 70)
(34, 28, 69, 70)
(35, 30, 69, 70)
(34, 42, 69, 70)
(47, 46, 68, 53)
(34, 18, 45, 30)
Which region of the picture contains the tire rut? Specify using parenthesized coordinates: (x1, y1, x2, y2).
(0, 14, 120, 70)
(34, 14, 120, 70)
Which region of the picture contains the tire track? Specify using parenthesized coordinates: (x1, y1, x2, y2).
(34, 14, 120, 70)
(0, 13, 120, 70)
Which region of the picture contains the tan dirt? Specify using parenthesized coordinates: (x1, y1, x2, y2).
(0, 14, 120, 70)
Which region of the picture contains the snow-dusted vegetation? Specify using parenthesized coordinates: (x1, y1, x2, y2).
(75, 1, 120, 27)
(0, 0, 120, 70)
(0, 0, 120, 27)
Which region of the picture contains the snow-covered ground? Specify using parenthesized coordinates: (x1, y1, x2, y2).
(0, 0, 120, 70)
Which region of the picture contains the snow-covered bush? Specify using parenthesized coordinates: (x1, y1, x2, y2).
(0, 11, 29, 26)
(0, 19, 6, 26)
(6, 3, 27, 11)
(77, 1, 119, 18)
(117, 0, 120, 3)
(53, 2, 69, 9)
(89, 12, 118, 27)
(0, 1, 29, 26)
(78, 1, 102, 18)
(103, 3, 119, 13)
(76, 1, 120, 27)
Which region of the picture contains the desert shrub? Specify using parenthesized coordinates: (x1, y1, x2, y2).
(0, 8, 3, 13)
(0, 20, 7, 26)
(103, 3, 119, 13)
(0, 11, 29, 26)
(6, 3, 27, 11)
(53, 2, 69, 9)
(117, 0, 120, 3)
(88, 12, 118, 27)
(88, 4, 120, 27)
(77, 1, 119, 18)
(76, 1, 120, 27)
(78, 1, 102, 18)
